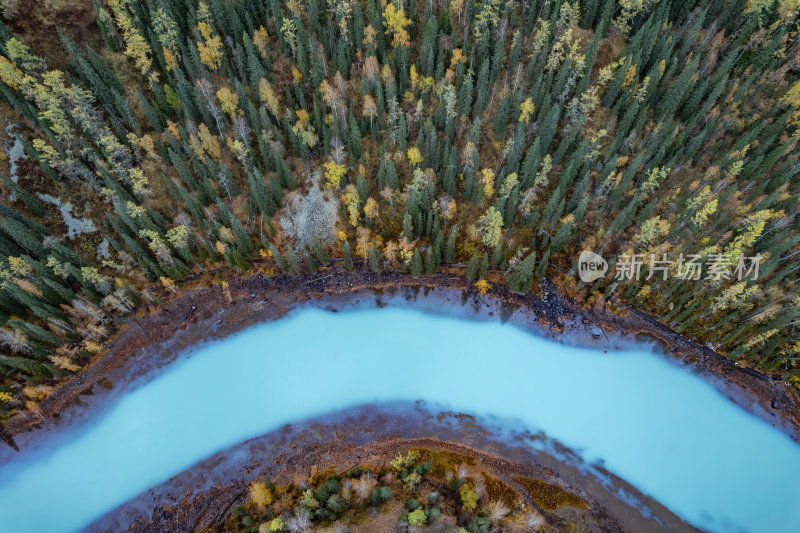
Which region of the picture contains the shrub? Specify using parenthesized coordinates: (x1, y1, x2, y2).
(414, 461, 432, 476)
(466, 516, 491, 533)
(326, 494, 348, 514)
(407, 508, 427, 526)
(316, 478, 341, 504)
(459, 483, 478, 511)
(370, 486, 392, 506)
(426, 507, 441, 522)
(0, 0, 19, 19)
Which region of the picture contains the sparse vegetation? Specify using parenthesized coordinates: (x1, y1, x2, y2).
(223, 448, 569, 533)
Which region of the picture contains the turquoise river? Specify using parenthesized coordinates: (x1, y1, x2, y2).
(0, 306, 799, 533)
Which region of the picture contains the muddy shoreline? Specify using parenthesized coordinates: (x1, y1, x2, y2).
(4, 266, 798, 444)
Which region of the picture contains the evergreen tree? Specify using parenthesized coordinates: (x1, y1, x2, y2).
(286, 245, 301, 276)
(312, 236, 330, 267)
(508, 252, 536, 293)
(465, 252, 479, 280)
(368, 245, 383, 273)
(342, 240, 354, 271)
(410, 249, 423, 278)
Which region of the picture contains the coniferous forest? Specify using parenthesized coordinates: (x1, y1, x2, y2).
(0, 0, 798, 418)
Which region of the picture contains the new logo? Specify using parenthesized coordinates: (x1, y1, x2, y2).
(578, 251, 608, 283)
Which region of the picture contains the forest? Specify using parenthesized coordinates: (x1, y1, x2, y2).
(0, 0, 797, 419)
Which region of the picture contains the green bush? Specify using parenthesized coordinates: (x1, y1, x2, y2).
(467, 516, 491, 533)
(316, 478, 341, 503)
(414, 461, 432, 476)
(426, 507, 441, 522)
(370, 486, 392, 506)
(326, 494, 348, 514)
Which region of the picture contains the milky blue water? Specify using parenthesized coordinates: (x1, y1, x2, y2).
(0, 307, 798, 533)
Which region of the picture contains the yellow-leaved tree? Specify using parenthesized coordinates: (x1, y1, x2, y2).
(478, 206, 504, 248)
(249, 481, 272, 513)
(383, 4, 411, 47)
(216, 87, 240, 117)
(324, 161, 346, 189)
(519, 98, 535, 123)
(407, 146, 423, 166)
(197, 22, 223, 71)
(480, 168, 496, 199)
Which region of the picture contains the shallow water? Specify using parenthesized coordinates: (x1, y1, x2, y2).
(0, 306, 799, 533)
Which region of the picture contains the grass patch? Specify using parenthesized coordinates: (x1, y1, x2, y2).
(513, 476, 587, 510)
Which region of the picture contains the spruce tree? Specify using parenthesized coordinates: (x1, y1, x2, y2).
(465, 252, 480, 281)
(368, 245, 383, 273)
(410, 249, 423, 278)
(269, 243, 287, 273)
(508, 252, 536, 293)
(286, 245, 302, 277)
(312, 236, 330, 267)
(343, 240, 354, 271)
(445, 230, 457, 263)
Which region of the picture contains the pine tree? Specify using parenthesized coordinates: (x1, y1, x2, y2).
(536, 249, 550, 281)
(343, 240, 354, 271)
(312, 236, 330, 267)
(269, 242, 287, 272)
(348, 112, 363, 161)
(479, 253, 489, 279)
(465, 252, 480, 281)
(445, 230, 457, 263)
(410, 249, 423, 278)
(457, 69, 473, 118)
(303, 246, 318, 274)
(508, 251, 536, 293)
(368, 244, 383, 273)
(286, 245, 301, 276)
